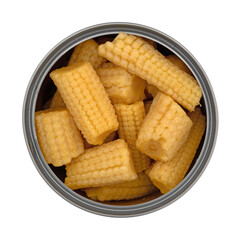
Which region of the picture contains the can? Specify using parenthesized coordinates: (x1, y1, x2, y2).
(23, 22, 218, 217)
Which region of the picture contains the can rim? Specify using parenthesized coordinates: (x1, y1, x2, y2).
(22, 22, 218, 217)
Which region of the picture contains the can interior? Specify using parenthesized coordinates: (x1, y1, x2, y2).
(35, 34, 206, 206)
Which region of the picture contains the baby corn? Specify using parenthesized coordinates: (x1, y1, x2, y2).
(35, 108, 84, 167)
(136, 92, 193, 162)
(166, 54, 192, 75)
(148, 108, 206, 193)
(49, 90, 65, 109)
(96, 64, 146, 104)
(146, 55, 193, 98)
(114, 101, 151, 172)
(68, 39, 106, 69)
(50, 62, 119, 145)
(84, 173, 157, 201)
(65, 139, 137, 189)
(98, 32, 202, 111)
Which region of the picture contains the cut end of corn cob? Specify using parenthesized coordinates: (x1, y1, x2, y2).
(136, 92, 193, 162)
(114, 101, 151, 172)
(68, 39, 106, 69)
(84, 173, 157, 201)
(49, 90, 66, 109)
(148, 108, 206, 193)
(98, 32, 202, 111)
(50, 62, 119, 145)
(35, 108, 84, 167)
(96, 64, 146, 104)
(65, 139, 137, 189)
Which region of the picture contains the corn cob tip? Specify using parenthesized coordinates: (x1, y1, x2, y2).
(98, 32, 202, 111)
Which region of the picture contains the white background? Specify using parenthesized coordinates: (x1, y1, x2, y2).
(1, 0, 240, 239)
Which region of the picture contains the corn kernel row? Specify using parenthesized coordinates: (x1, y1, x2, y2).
(84, 172, 156, 201)
(147, 108, 206, 193)
(65, 139, 137, 189)
(50, 62, 119, 145)
(114, 101, 151, 172)
(98, 32, 202, 111)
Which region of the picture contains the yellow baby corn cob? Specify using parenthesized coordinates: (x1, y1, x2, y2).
(68, 39, 106, 69)
(146, 84, 159, 98)
(147, 108, 206, 194)
(84, 173, 157, 201)
(96, 64, 146, 104)
(114, 101, 151, 172)
(50, 62, 119, 145)
(136, 92, 193, 162)
(98, 32, 202, 111)
(49, 90, 66, 109)
(35, 108, 84, 167)
(146, 55, 193, 98)
(144, 100, 152, 114)
(65, 139, 137, 189)
(166, 55, 192, 75)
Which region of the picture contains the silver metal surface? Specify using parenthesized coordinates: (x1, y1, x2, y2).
(23, 22, 218, 217)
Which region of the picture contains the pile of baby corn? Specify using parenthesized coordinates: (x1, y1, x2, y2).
(35, 32, 206, 202)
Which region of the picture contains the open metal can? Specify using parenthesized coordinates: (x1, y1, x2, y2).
(23, 22, 218, 217)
